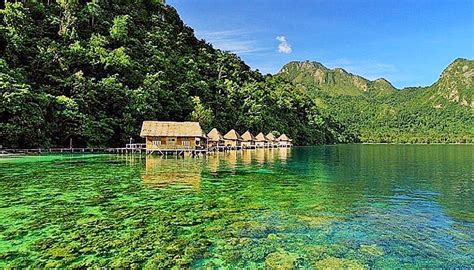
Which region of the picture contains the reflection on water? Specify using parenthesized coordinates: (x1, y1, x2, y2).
(241, 150, 252, 166)
(205, 148, 291, 172)
(277, 147, 290, 163)
(142, 156, 202, 189)
(140, 149, 291, 189)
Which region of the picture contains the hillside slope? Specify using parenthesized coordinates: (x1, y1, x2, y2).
(429, 58, 474, 109)
(278, 59, 474, 143)
(0, 1, 352, 148)
(279, 61, 397, 96)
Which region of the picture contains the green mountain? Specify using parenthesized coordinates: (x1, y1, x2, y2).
(278, 59, 474, 143)
(0, 1, 471, 148)
(428, 58, 474, 109)
(278, 61, 397, 96)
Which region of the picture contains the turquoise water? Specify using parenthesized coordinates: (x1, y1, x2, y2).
(0, 145, 472, 268)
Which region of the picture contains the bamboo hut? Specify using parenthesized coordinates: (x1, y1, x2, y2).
(207, 128, 225, 150)
(140, 121, 207, 154)
(255, 132, 268, 148)
(241, 130, 256, 149)
(223, 129, 242, 149)
(266, 132, 277, 148)
(277, 134, 292, 147)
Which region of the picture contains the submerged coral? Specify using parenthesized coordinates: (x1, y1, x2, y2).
(0, 148, 473, 268)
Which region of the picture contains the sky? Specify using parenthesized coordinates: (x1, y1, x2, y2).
(168, 0, 474, 88)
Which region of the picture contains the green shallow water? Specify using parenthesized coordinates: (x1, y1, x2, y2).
(0, 145, 472, 268)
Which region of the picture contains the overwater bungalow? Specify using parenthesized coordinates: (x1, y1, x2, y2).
(207, 128, 225, 150)
(140, 121, 207, 155)
(255, 132, 268, 148)
(266, 132, 277, 148)
(223, 129, 242, 149)
(241, 130, 256, 149)
(277, 134, 292, 147)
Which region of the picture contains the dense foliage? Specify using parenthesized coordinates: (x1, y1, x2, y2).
(1, 1, 471, 148)
(279, 60, 474, 143)
(0, 1, 352, 148)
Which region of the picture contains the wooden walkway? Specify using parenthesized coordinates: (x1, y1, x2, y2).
(0, 143, 292, 156)
(0, 147, 141, 154)
(0, 144, 147, 155)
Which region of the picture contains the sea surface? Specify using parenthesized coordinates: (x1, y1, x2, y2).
(0, 145, 472, 268)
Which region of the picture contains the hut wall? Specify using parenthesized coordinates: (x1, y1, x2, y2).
(146, 136, 199, 150)
(278, 141, 290, 147)
(241, 141, 255, 148)
(208, 140, 225, 147)
(255, 141, 266, 148)
(224, 139, 240, 147)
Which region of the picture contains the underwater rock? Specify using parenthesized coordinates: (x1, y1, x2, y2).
(229, 221, 271, 238)
(296, 215, 343, 227)
(360, 244, 385, 257)
(204, 224, 225, 233)
(47, 246, 74, 259)
(265, 250, 301, 269)
(313, 256, 366, 269)
(303, 245, 337, 262)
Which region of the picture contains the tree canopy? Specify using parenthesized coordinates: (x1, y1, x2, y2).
(0, 1, 352, 148)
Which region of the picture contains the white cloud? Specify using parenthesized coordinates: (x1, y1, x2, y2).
(276, 36, 292, 54)
(196, 29, 271, 55)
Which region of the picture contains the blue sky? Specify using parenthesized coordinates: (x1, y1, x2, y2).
(168, 0, 474, 88)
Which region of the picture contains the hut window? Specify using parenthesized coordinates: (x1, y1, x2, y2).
(167, 137, 176, 144)
(152, 138, 161, 146)
(182, 138, 190, 147)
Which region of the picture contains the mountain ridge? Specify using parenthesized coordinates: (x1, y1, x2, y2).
(278, 58, 474, 109)
(278, 60, 397, 97)
(277, 58, 473, 143)
(429, 58, 474, 108)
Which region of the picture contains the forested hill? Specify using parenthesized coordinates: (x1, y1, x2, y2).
(278, 59, 474, 143)
(0, 1, 352, 148)
(279, 61, 397, 97)
(1, 1, 471, 148)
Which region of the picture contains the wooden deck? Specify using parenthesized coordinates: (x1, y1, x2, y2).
(0, 143, 292, 156)
(0, 143, 147, 155)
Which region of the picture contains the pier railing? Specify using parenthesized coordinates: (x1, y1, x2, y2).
(125, 143, 146, 149)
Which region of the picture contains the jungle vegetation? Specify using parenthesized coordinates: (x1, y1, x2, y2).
(0, 1, 472, 148)
(278, 60, 474, 143)
(0, 0, 352, 148)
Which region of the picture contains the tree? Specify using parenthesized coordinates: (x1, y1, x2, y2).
(190, 96, 212, 131)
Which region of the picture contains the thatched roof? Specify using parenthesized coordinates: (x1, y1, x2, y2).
(140, 121, 205, 137)
(207, 128, 224, 141)
(266, 132, 276, 141)
(224, 129, 242, 140)
(255, 132, 268, 142)
(241, 131, 255, 141)
(277, 134, 290, 141)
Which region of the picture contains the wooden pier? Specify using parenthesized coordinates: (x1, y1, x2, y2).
(0, 144, 292, 156)
(1, 143, 291, 157)
(0, 143, 147, 155)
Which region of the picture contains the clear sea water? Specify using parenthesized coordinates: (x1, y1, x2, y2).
(0, 145, 472, 268)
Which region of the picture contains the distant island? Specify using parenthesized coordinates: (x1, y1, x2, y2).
(1, 1, 472, 149)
